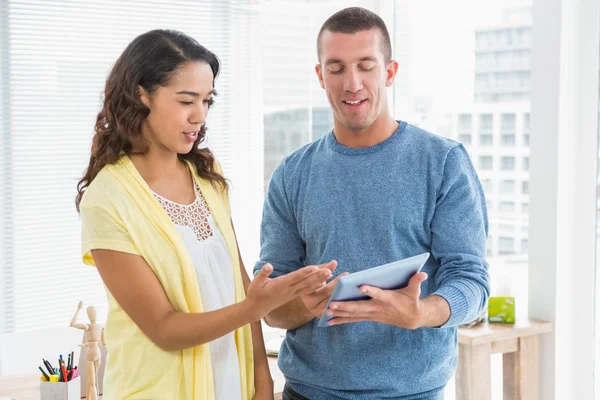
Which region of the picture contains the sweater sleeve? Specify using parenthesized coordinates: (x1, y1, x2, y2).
(254, 161, 306, 278)
(431, 145, 490, 327)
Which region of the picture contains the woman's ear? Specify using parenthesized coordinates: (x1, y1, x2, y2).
(138, 85, 150, 107)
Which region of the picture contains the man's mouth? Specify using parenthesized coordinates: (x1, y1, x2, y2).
(343, 99, 367, 108)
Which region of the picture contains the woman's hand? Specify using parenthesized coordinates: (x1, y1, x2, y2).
(254, 389, 275, 400)
(254, 375, 275, 400)
(246, 263, 332, 320)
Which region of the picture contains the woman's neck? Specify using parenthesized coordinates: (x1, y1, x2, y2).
(129, 147, 185, 185)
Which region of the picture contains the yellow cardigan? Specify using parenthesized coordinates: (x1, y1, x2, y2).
(80, 155, 254, 399)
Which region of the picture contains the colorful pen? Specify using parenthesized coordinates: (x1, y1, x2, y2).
(42, 359, 54, 376)
(38, 366, 50, 381)
(60, 359, 68, 382)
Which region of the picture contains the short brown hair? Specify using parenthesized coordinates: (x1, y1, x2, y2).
(317, 7, 392, 63)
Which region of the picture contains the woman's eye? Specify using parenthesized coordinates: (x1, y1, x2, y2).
(180, 101, 194, 105)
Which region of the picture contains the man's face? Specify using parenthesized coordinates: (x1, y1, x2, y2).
(316, 29, 397, 131)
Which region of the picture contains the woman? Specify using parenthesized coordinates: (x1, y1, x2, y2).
(76, 29, 332, 399)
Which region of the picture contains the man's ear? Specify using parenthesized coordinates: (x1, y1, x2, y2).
(385, 60, 399, 87)
(315, 63, 325, 89)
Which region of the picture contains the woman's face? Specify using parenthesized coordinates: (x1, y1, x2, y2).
(139, 61, 215, 155)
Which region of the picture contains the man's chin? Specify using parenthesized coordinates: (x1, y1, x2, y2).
(340, 117, 372, 132)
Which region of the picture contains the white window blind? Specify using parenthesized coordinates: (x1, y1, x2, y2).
(0, 0, 405, 377)
(0, 0, 262, 376)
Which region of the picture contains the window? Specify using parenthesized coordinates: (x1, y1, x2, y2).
(500, 180, 515, 193)
(0, 1, 547, 394)
(487, 235, 494, 256)
(520, 239, 528, 253)
(458, 114, 472, 132)
(479, 114, 494, 132)
(499, 236, 515, 254)
(459, 134, 472, 145)
(499, 201, 515, 212)
(499, 224, 514, 233)
(523, 113, 530, 146)
(480, 134, 493, 145)
(0, 0, 262, 376)
(501, 156, 516, 170)
(501, 113, 516, 131)
(522, 181, 530, 194)
(502, 133, 516, 146)
(522, 202, 529, 215)
(481, 179, 493, 192)
(479, 156, 493, 170)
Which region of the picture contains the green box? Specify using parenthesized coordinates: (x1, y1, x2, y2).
(487, 296, 515, 323)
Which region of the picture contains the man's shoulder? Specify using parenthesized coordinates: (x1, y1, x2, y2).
(403, 123, 462, 155)
(277, 133, 330, 173)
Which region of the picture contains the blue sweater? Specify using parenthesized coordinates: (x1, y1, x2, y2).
(254, 121, 490, 399)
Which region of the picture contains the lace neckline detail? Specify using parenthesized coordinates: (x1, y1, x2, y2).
(152, 180, 214, 242)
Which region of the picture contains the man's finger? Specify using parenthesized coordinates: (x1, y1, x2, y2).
(405, 272, 428, 298)
(328, 317, 363, 326)
(303, 295, 331, 317)
(358, 285, 388, 301)
(327, 299, 374, 315)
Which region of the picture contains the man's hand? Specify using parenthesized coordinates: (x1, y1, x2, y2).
(300, 260, 349, 318)
(325, 272, 430, 329)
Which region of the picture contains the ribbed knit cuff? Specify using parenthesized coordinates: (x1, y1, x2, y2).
(434, 284, 469, 328)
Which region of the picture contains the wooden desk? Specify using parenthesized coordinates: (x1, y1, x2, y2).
(0, 361, 283, 400)
(0, 374, 100, 400)
(0, 320, 551, 400)
(456, 318, 552, 400)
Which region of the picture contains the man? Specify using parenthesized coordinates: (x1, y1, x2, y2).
(254, 7, 489, 400)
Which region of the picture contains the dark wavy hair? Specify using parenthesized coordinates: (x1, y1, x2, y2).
(76, 29, 227, 211)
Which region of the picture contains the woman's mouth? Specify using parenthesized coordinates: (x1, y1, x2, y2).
(184, 131, 198, 142)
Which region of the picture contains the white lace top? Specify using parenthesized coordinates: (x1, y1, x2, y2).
(153, 179, 242, 400)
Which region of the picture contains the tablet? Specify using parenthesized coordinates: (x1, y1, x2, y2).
(317, 252, 430, 327)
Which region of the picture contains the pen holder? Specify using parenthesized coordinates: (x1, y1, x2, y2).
(40, 376, 80, 400)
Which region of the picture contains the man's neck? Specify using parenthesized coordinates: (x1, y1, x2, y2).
(333, 115, 399, 148)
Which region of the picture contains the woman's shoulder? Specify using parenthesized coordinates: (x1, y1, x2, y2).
(79, 160, 128, 209)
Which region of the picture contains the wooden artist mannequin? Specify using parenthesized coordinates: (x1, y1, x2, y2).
(70, 301, 104, 400)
